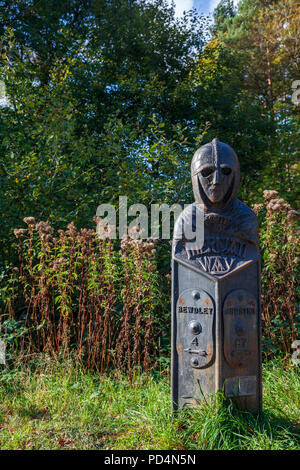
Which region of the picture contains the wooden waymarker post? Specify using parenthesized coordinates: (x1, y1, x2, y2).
(172, 139, 262, 412)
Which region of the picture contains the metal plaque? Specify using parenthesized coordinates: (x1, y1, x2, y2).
(223, 289, 258, 370)
(177, 289, 215, 370)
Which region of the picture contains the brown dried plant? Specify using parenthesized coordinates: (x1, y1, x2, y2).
(254, 191, 300, 356)
(3, 220, 160, 374)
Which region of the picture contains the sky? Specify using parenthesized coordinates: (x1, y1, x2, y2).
(169, 0, 240, 16)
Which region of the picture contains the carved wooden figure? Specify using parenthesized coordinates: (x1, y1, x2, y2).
(171, 139, 262, 411)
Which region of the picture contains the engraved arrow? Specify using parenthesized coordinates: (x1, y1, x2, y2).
(184, 348, 207, 356)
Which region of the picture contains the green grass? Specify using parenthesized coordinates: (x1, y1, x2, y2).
(0, 356, 299, 450)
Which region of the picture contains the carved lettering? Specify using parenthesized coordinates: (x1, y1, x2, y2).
(225, 307, 255, 315)
(178, 306, 213, 314)
(197, 255, 235, 274)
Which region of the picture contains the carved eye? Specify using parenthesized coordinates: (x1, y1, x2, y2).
(201, 167, 214, 178)
(221, 166, 232, 175)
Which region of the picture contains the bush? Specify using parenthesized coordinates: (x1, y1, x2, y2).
(254, 191, 300, 357)
(0, 219, 162, 377)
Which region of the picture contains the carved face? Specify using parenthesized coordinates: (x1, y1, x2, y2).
(191, 139, 240, 210)
(198, 153, 234, 204)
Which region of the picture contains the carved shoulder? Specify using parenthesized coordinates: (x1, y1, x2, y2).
(235, 199, 258, 221)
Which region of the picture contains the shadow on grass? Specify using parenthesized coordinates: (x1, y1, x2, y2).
(256, 409, 299, 438)
(172, 395, 300, 450)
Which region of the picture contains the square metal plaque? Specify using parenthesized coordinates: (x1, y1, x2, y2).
(224, 375, 257, 397)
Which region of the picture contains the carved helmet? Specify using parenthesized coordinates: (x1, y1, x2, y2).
(191, 138, 240, 211)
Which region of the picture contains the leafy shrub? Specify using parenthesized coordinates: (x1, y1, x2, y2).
(254, 191, 300, 357)
(0, 219, 162, 377)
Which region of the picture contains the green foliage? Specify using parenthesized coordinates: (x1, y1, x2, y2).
(213, 0, 300, 206)
(212, 0, 236, 34)
(0, 1, 208, 267)
(0, 0, 298, 269)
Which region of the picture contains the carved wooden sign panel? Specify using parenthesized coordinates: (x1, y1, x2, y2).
(223, 289, 258, 370)
(172, 138, 262, 412)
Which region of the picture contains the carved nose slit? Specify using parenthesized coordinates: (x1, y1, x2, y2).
(213, 170, 220, 185)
